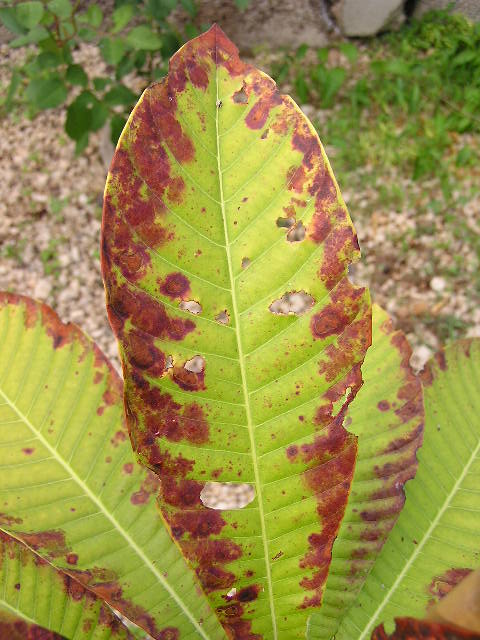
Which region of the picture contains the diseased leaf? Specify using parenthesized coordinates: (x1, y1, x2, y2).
(371, 617, 480, 639)
(102, 25, 371, 638)
(0, 608, 65, 640)
(0, 530, 133, 639)
(0, 293, 226, 640)
(336, 339, 480, 638)
(308, 305, 424, 638)
(426, 567, 480, 632)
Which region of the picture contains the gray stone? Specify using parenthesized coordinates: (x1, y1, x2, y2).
(414, 0, 480, 22)
(332, 0, 405, 36)
(172, 0, 330, 52)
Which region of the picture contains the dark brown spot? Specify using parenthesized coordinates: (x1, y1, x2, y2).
(159, 273, 191, 300)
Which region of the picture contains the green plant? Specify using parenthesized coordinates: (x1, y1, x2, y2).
(0, 0, 199, 152)
(0, 26, 479, 640)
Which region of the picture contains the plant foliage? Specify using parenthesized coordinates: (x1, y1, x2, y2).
(0, 24, 479, 640)
(0, 0, 199, 152)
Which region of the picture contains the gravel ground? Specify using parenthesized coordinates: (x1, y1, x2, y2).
(1, 43, 479, 374)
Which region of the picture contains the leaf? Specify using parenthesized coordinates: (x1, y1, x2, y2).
(126, 26, 162, 50)
(47, 0, 72, 20)
(100, 37, 127, 66)
(85, 3, 103, 28)
(0, 609, 65, 640)
(104, 85, 137, 107)
(427, 568, 480, 632)
(24, 75, 67, 109)
(0, 8, 27, 35)
(339, 42, 358, 64)
(0, 292, 227, 640)
(102, 25, 371, 638)
(66, 63, 88, 87)
(180, 0, 197, 18)
(307, 305, 424, 639)
(147, 0, 177, 22)
(94, 76, 111, 91)
(66, 96, 93, 140)
(110, 114, 127, 145)
(15, 1, 44, 29)
(0, 530, 133, 639)
(2, 68, 21, 112)
(10, 25, 49, 47)
(336, 339, 480, 638)
(112, 4, 134, 33)
(371, 617, 480, 639)
(66, 91, 109, 141)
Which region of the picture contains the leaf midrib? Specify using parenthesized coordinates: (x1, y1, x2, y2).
(0, 385, 212, 640)
(356, 436, 480, 639)
(213, 36, 278, 640)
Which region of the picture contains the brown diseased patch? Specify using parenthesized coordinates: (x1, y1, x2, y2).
(107, 282, 195, 342)
(0, 292, 78, 352)
(0, 618, 65, 640)
(159, 272, 191, 300)
(245, 89, 282, 130)
(172, 356, 206, 392)
(131, 470, 161, 505)
(428, 568, 473, 602)
(297, 435, 357, 609)
(18, 529, 69, 559)
(64, 567, 176, 639)
(310, 279, 364, 342)
(130, 386, 210, 447)
(318, 226, 360, 290)
(371, 617, 480, 640)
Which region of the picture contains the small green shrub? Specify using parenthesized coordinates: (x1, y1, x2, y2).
(0, 0, 200, 152)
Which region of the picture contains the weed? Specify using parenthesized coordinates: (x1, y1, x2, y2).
(39, 238, 62, 277)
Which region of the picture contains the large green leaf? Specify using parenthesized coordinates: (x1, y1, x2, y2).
(308, 305, 424, 638)
(336, 338, 480, 638)
(0, 293, 226, 640)
(102, 25, 371, 638)
(0, 530, 133, 639)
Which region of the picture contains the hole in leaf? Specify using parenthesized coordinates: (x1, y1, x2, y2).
(241, 257, 251, 269)
(276, 216, 295, 229)
(200, 482, 255, 510)
(287, 221, 306, 242)
(184, 355, 205, 373)
(226, 587, 237, 599)
(215, 310, 230, 324)
(269, 291, 314, 316)
(179, 299, 202, 314)
(233, 83, 248, 104)
(165, 355, 174, 369)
